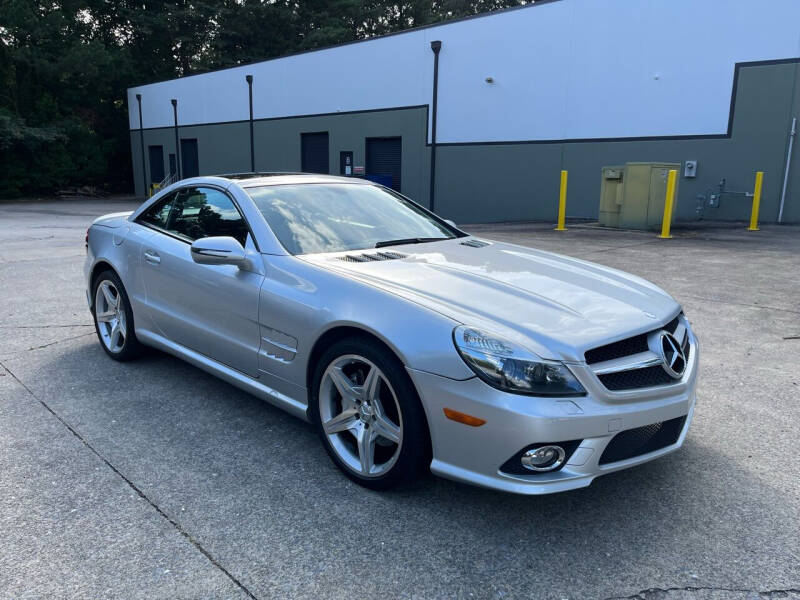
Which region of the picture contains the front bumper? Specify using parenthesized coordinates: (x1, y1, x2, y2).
(407, 336, 698, 495)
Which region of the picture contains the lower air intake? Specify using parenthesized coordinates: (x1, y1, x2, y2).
(599, 415, 686, 465)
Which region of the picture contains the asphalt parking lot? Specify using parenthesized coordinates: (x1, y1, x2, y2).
(1, 197, 799, 600)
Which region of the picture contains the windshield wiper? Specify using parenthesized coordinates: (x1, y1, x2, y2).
(374, 237, 448, 248)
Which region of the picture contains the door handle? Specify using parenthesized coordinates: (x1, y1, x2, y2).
(144, 249, 161, 265)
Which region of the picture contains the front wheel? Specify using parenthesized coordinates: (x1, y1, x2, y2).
(92, 270, 143, 361)
(310, 337, 430, 490)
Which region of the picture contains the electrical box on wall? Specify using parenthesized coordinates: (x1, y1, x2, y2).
(340, 151, 353, 176)
(598, 162, 681, 230)
(684, 160, 698, 178)
(599, 166, 625, 228)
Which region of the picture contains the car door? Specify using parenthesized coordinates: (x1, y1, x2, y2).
(137, 185, 263, 377)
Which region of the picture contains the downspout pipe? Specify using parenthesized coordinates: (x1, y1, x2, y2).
(171, 99, 181, 180)
(429, 40, 442, 213)
(136, 94, 147, 197)
(778, 116, 796, 223)
(246, 75, 255, 173)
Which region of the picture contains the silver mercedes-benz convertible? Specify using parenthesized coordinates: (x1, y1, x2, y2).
(84, 173, 698, 494)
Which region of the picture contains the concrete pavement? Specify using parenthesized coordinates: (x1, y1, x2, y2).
(1, 198, 798, 599)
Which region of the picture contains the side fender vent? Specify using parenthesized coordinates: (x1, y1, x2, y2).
(460, 239, 491, 248)
(338, 251, 407, 263)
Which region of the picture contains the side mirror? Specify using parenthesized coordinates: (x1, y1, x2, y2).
(190, 236, 248, 267)
(444, 219, 457, 228)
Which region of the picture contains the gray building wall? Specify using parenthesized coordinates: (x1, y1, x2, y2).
(130, 60, 800, 224)
(435, 60, 800, 224)
(130, 106, 429, 207)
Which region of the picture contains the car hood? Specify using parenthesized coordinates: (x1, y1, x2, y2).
(302, 238, 681, 362)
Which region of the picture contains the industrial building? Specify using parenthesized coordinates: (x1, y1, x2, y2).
(127, 0, 800, 224)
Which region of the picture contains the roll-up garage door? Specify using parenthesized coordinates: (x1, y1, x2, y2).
(180, 138, 199, 178)
(366, 137, 401, 192)
(148, 145, 165, 184)
(301, 132, 330, 174)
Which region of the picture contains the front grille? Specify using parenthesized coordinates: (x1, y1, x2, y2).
(598, 365, 675, 391)
(585, 334, 649, 364)
(664, 315, 680, 334)
(585, 314, 681, 365)
(599, 416, 686, 464)
(585, 313, 690, 392)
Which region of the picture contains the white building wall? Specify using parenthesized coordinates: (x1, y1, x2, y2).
(128, 0, 800, 142)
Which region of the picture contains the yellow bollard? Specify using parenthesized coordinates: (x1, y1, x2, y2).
(748, 171, 763, 231)
(659, 169, 678, 239)
(555, 170, 568, 231)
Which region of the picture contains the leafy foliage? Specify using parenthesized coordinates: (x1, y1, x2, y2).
(0, 0, 526, 197)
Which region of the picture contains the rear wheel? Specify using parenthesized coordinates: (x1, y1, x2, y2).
(92, 270, 142, 361)
(310, 337, 429, 490)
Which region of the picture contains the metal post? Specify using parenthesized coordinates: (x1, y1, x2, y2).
(778, 117, 796, 223)
(555, 170, 568, 231)
(659, 169, 678, 239)
(171, 99, 181, 180)
(246, 75, 255, 173)
(429, 40, 442, 212)
(136, 94, 147, 197)
(748, 171, 764, 231)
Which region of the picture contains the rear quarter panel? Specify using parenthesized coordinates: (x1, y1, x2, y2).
(86, 219, 155, 333)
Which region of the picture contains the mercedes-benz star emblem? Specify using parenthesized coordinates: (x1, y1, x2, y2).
(659, 331, 686, 379)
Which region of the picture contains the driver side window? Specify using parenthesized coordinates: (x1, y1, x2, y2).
(138, 192, 177, 229)
(166, 187, 249, 247)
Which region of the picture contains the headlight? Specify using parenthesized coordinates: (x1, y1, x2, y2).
(453, 326, 585, 397)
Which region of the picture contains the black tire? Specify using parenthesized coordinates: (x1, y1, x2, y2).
(310, 336, 431, 490)
(91, 269, 143, 361)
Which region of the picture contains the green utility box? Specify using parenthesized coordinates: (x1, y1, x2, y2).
(598, 162, 680, 230)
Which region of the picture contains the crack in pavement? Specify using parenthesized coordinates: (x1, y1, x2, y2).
(0, 332, 97, 361)
(677, 294, 800, 316)
(0, 360, 260, 600)
(605, 585, 800, 599)
(24, 331, 96, 352)
(0, 253, 86, 265)
(574, 239, 666, 256)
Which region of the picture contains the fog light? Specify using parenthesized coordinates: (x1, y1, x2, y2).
(521, 445, 566, 472)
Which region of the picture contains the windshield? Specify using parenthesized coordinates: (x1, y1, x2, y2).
(247, 183, 459, 255)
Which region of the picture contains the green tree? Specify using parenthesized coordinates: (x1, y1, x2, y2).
(0, 0, 526, 198)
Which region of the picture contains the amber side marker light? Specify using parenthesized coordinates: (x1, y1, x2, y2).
(443, 408, 486, 427)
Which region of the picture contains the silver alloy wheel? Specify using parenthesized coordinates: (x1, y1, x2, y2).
(319, 354, 403, 478)
(94, 280, 127, 353)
